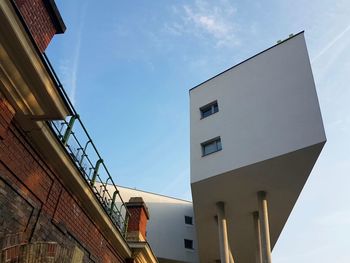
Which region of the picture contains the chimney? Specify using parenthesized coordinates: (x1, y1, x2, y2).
(13, 0, 66, 52)
(125, 197, 150, 241)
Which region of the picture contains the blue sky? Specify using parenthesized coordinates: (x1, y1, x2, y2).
(48, 0, 350, 262)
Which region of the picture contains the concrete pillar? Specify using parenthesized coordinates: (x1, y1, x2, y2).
(253, 211, 262, 263)
(229, 249, 235, 263)
(257, 191, 272, 263)
(216, 202, 230, 263)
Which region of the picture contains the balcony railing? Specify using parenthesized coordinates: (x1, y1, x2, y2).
(43, 53, 130, 237)
(12, 0, 130, 238)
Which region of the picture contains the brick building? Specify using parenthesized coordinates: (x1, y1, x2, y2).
(0, 1, 156, 262)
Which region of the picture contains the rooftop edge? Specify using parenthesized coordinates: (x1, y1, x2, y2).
(189, 31, 305, 92)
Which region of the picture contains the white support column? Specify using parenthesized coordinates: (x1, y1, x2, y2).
(257, 191, 272, 263)
(253, 211, 262, 263)
(216, 202, 230, 263)
(229, 248, 235, 263)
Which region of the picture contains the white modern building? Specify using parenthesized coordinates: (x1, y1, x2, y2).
(189, 31, 326, 263)
(107, 31, 325, 263)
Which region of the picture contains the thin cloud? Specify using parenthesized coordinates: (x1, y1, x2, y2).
(59, 3, 87, 106)
(311, 23, 350, 64)
(167, 0, 239, 48)
(159, 167, 191, 199)
(69, 36, 81, 105)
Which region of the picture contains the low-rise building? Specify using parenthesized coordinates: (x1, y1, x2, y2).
(114, 186, 198, 263)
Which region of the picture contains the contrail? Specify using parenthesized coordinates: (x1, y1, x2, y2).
(70, 3, 88, 106)
(311, 24, 350, 64)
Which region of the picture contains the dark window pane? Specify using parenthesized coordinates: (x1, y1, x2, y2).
(203, 141, 217, 155)
(202, 137, 222, 156)
(184, 239, 193, 249)
(200, 101, 219, 119)
(185, 216, 193, 225)
(217, 140, 222, 150)
(213, 103, 219, 113)
(201, 108, 212, 118)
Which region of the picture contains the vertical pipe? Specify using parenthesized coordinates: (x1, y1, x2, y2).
(90, 159, 103, 187)
(257, 191, 272, 263)
(124, 210, 129, 237)
(216, 202, 230, 263)
(79, 139, 91, 166)
(110, 190, 118, 215)
(253, 211, 263, 263)
(62, 115, 78, 146)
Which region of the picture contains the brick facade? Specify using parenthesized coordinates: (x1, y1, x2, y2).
(125, 198, 149, 241)
(13, 0, 64, 52)
(0, 98, 125, 262)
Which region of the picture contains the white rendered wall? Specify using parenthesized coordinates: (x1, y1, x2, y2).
(190, 33, 326, 184)
(112, 186, 199, 263)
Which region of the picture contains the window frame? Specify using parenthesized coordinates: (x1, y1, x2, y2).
(200, 100, 219, 119)
(184, 215, 193, 225)
(184, 239, 194, 250)
(201, 137, 222, 156)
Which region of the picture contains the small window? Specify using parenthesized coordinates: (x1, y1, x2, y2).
(184, 239, 194, 250)
(185, 216, 193, 225)
(201, 137, 222, 156)
(200, 101, 218, 119)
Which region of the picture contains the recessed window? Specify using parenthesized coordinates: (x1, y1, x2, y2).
(185, 216, 193, 225)
(184, 239, 194, 250)
(201, 137, 222, 156)
(200, 101, 218, 119)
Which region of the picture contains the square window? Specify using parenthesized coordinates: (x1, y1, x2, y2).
(201, 137, 222, 156)
(185, 216, 193, 225)
(200, 101, 219, 119)
(184, 239, 194, 250)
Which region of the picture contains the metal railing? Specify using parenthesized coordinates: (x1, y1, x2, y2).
(49, 116, 129, 236)
(11, 0, 130, 238)
(42, 53, 130, 237)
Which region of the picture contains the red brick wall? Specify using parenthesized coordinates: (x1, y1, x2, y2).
(14, 0, 57, 52)
(0, 97, 125, 263)
(127, 206, 148, 240)
(53, 189, 105, 259)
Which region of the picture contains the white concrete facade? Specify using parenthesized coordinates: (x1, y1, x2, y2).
(111, 186, 199, 263)
(189, 32, 326, 262)
(190, 32, 325, 184)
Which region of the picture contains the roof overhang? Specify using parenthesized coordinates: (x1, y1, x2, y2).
(0, 0, 70, 120)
